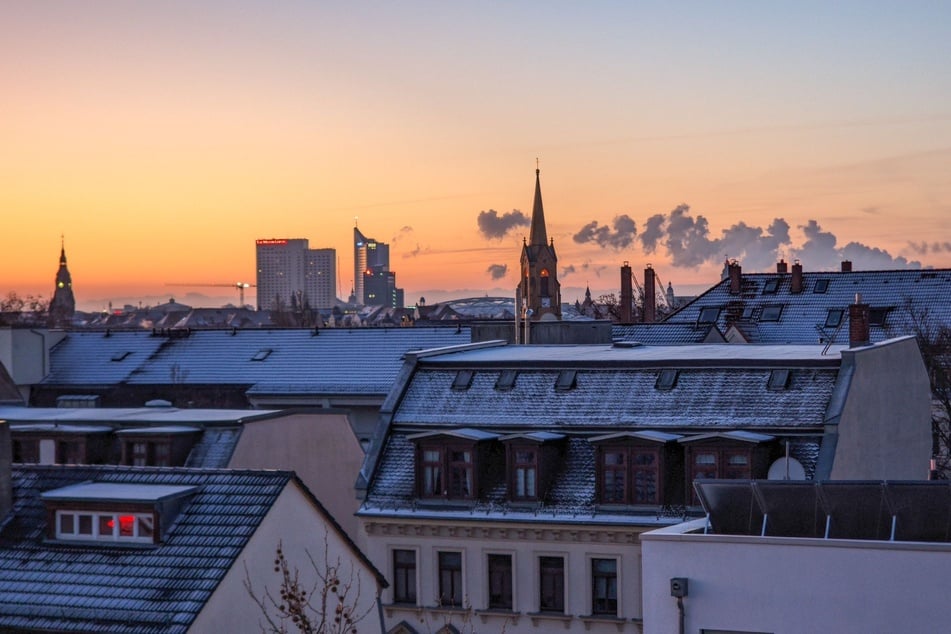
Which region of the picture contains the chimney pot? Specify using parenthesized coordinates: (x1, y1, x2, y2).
(791, 261, 803, 293)
(620, 263, 633, 323)
(849, 298, 870, 347)
(643, 267, 657, 323)
(841, 260, 852, 273)
(776, 259, 788, 274)
(728, 261, 742, 295)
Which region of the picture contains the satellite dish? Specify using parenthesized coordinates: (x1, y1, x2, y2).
(768, 457, 806, 480)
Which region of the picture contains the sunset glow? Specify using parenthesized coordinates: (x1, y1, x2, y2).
(3, 2, 951, 311)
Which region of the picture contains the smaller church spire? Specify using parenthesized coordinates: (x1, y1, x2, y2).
(529, 167, 548, 246)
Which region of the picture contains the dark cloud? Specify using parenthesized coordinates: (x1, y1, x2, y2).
(792, 220, 920, 269)
(486, 263, 508, 280)
(639, 213, 666, 253)
(561, 264, 577, 277)
(907, 241, 951, 255)
(401, 243, 422, 258)
(572, 214, 638, 250)
(391, 226, 414, 243)
(477, 209, 530, 240)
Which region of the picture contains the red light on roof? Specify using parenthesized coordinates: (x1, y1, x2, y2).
(256, 239, 288, 246)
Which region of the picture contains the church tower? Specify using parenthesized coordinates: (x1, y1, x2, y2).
(518, 168, 561, 320)
(48, 239, 76, 328)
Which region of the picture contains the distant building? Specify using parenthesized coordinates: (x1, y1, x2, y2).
(255, 238, 336, 311)
(518, 168, 561, 321)
(48, 240, 75, 328)
(354, 225, 403, 306)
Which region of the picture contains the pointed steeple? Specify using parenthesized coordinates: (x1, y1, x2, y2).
(529, 168, 548, 246)
(49, 237, 76, 327)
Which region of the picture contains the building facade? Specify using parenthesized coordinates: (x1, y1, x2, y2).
(255, 238, 336, 311)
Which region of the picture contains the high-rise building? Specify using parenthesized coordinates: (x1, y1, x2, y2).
(48, 239, 76, 327)
(255, 239, 336, 311)
(518, 168, 561, 320)
(353, 226, 402, 306)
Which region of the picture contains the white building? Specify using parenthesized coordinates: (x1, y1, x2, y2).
(255, 238, 336, 311)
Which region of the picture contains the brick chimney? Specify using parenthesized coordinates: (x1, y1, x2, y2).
(841, 260, 852, 273)
(643, 265, 656, 324)
(619, 262, 633, 323)
(791, 260, 803, 294)
(0, 422, 11, 522)
(776, 259, 788, 274)
(849, 293, 870, 347)
(728, 261, 742, 295)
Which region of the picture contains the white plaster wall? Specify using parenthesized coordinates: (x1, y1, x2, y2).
(0, 328, 63, 386)
(364, 519, 646, 634)
(832, 337, 932, 479)
(228, 412, 364, 541)
(641, 520, 951, 634)
(191, 482, 383, 634)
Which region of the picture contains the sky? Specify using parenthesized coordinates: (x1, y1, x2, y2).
(3, 1, 951, 312)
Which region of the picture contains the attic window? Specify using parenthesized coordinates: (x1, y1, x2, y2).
(495, 370, 518, 391)
(251, 349, 272, 361)
(760, 305, 783, 322)
(110, 351, 131, 362)
(451, 370, 475, 391)
(825, 308, 844, 328)
(697, 307, 720, 324)
(56, 510, 155, 543)
(762, 278, 780, 294)
(869, 307, 890, 327)
(555, 370, 577, 392)
(741, 306, 755, 320)
(813, 279, 830, 293)
(768, 369, 791, 390)
(655, 369, 679, 391)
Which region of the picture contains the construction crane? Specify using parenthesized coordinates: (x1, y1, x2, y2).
(166, 282, 256, 307)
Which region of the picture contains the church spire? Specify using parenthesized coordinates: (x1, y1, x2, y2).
(529, 167, 548, 246)
(49, 237, 76, 328)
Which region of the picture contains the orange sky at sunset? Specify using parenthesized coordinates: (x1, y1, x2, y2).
(3, 2, 951, 311)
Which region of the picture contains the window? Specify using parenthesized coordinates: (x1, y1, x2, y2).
(598, 446, 660, 505)
(698, 307, 721, 324)
(761, 278, 780, 294)
(759, 305, 783, 322)
(495, 370, 518, 391)
(869, 307, 890, 327)
(767, 369, 791, 391)
(55, 510, 155, 543)
(110, 351, 131, 361)
(688, 447, 754, 503)
(540, 269, 550, 297)
(448, 449, 473, 498)
(555, 370, 577, 391)
(56, 440, 84, 465)
(12, 439, 39, 464)
(250, 348, 272, 361)
(591, 558, 618, 616)
(487, 554, 513, 610)
(813, 279, 830, 293)
(392, 550, 417, 604)
(825, 308, 844, 328)
(539, 556, 565, 613)
(123, 440, 173, 467)
(451, 370, 474, 391)
(421, 447, 444, 497)
(512, 448, 537, 500)
(438, 551, 463, 607)
(655, 369, 679, 391)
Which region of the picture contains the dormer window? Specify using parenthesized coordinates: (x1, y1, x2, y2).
(591, 431, 682, 506)
(451, 370, 475, 391)
(42, 482, 197, 545)
(495, 370, 518, 391)
(555, 370, 577, 392)
(116, 427, 201, 467)
(410, 429, 500, 501)
(767, 369, 791, 391)
(680, 431, 774, 504)
(655, 369, 679, 391)
(501, 432, 565, 503)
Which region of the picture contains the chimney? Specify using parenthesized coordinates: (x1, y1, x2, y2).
(849, 293, 870, 347)
(776, 259, 788, 274)
(0, 422, 11, 522)
(620, 262, 633, 323)
(643, 265, 656, 324)
(841, 260, 852, 273)
(790, 260, 803, 294)
(728, 261, 742, 295)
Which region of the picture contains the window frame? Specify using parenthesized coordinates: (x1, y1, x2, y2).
(509, 445, 538, 501)
(591, 557, 619, 616)
(825, 308, 844, 328)
(437, 550, 464, 608)
(487, 553, 514, 610)
(596, 444, 662, 505)
(698, 306, 721, 324)
(55, 509, 156, 544)
(538, 555, 565, 613)
(759, 304, 784, 322)
(391, 548, 418, 605)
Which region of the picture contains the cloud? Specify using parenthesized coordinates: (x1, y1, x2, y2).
(561, 264, 577, 277)
(392, 226, 414, 243)
(571, 214, 638, 250)
(486, 264, 508, 280)
(907, 241, 951, 255)
(477, 209, 530, 240)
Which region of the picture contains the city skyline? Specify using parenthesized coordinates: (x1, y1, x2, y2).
(4, 2, 951, 312)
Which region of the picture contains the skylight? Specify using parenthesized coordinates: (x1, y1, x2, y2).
(760, 305, 783, 322)
(767, 369, 791, 390)
(451, 370, 474, 391)
(655, 369, 679, 391)
(698, 307, 721, 324)
(495, 369, 518, 391)
(555, 370, 577, 391)
(869, 307, 890, 327)
(110, 351, 131, 362)
(251, 349, 272, 361)
(813, 279, 830, 293)
(762, 278, 780, 294)
(825, 309, 844, 328)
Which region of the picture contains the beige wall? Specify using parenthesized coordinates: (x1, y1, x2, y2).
(641, 519, 951, 634)
(832, 336, 932, 479)
(363, 516, 649, 634)
(0, 328, 65, 387)
(192, 482, 383, 633)
(228, 412, 364, 541)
